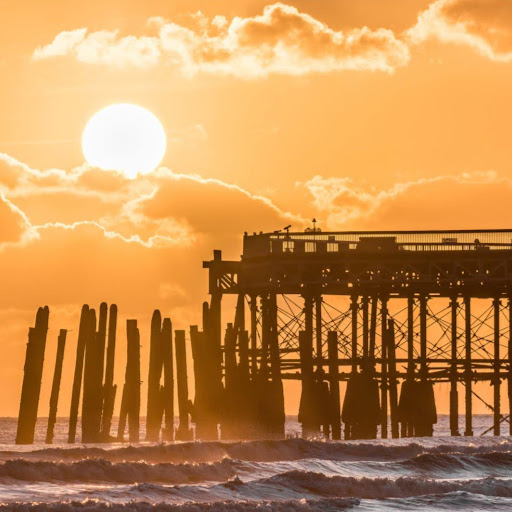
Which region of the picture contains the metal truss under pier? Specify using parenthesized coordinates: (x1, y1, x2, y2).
(194, 230, 512, 441)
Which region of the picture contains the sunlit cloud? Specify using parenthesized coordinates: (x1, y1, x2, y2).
(33, 3, 411, 76)
(409, 0, 512, 62)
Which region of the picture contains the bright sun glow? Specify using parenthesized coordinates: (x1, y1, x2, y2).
(82, 104, 167, 179)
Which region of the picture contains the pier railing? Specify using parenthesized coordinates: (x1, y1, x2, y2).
(243, 229, 512, 258)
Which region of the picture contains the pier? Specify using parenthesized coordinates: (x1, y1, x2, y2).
(15, 229, 512, 442)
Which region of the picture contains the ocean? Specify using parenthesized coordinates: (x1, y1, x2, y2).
(0, 415, 511, 511)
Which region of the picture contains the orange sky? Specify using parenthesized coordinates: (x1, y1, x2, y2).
(2, 0, 512, 417)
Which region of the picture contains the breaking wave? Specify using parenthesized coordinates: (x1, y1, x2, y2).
(4, 438, 512, 464)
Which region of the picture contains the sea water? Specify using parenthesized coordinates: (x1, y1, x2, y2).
(0, 415, 511, 511)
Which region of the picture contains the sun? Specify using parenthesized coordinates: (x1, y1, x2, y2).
(82, 104, 167, 179)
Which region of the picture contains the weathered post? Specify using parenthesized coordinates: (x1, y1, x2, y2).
(118, 319, 141, 442)
(327, 331, 341, 440)
(16, 306, 50, 445)
(161, 317, 174, 441)
(146, 310, 163, 441)
(45, 329, 67, 444)
(101, 304, 117, 440)
(68, 305, 90, 443)
(175, 330, 193, 441)
(82, 307, 102, 443)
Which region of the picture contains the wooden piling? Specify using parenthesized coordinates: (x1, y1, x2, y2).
(45, 329, 66, 444)
(327, 331, 341, 440)
(175, 330, 193, 441)
(161, 318, 174, 441)
(82, 307, 103, 443)
(101, 304, 117, 440)
(146, 310, 163, 441)
(16, 306, 50, 445)
(118, 319, 141, 442)
(68, 305, 90, 443)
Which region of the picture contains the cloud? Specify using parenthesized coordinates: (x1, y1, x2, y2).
(0, 194, 36, 249)
(300, 171, 511, 230)
(409, 0, 512, 62)
(32, 3, 410, 76)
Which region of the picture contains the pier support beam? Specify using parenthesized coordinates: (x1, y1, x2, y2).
(327, 331, 341, 440)
(450, 298, 460, 436)
(464, 296, 473, 437)
(380, 296, 388, 439)
(493, 297, 501, 436)
(101, 304, 117, 440)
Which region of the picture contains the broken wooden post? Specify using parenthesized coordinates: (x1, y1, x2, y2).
(118, 319, 141, 442)
(16, 306, 50, 445)
(82, 306, 102, 443)
(101, 304, 117, 440)
(161, 317, 174, 441)
(175, 330, 193, 441)
(45, 329, 67, 444)
(68, 305, 90, 443)
(146, 310, 163, 441)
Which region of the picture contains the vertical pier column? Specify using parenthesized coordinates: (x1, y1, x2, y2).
(450, 297, 460, 436)
(419, 295, 428, 380)
(327, 331, 341, 440)
(369, 297, 378, 361)
(387, 320, 399, 438)
(351, 295, 358, 373)
(46, 329, 67, 444)
(380, 296, 388, 439)
(362, 296, 369, 360)
(250, 295, 258, 378)
(493, 297, 501, 436)
(315, 296, 323, 369)
(464, 296, 473, 436)
(298, 329, 316, 437)
(509, 298, 512, 436)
